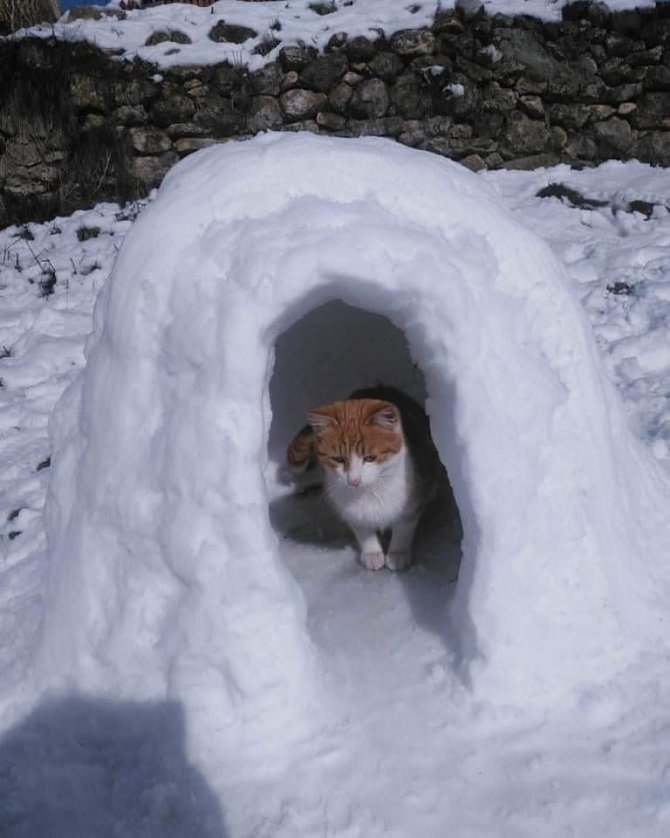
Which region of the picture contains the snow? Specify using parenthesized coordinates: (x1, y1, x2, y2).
(10, 0, 658, 70)
(1, 134, 670, 835)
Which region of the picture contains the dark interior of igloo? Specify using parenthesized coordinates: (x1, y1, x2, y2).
(267, 299, 462, 585)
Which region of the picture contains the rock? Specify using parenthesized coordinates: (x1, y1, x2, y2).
(249, 62, 283, 96)
(630, 93, 670, 129)
(129, 127, 172, 155)
(113, 105, 147, 126)
(592, 117, 634, 154)
(481, 83, 517, 113)
(173, 137, 218, 156)
(145, 29, 192, 46)
(645, 66, 670, 91)
(316, 111, 346, 131)
(166, 122, 210, 139)
(279, 46, 318, 72)
(631, 132, 670, 166)
(504, 152, 561, 170)
(194, 98, 247, 136)
(151, 94, 196, 127)
(398, 120, 426, 147)
(247, 96, 283, 132)
(346, 36, 378, 63)
(208, 21, 258, 44)
(494, 28, 561, 83)
(391, 76, 430, 120)
(326, 32, 348, 53)
(349, 79, 390, 119)
(328, 82, 354, 115)
(547, 104, 591, 130)
(504, 112, 551, 155)
(211, 65, 248, 95)
(368, 52, 405, 82)
(565, 134, 597, 160)
(281, 71, 300, 91)
(519, 95, 544, 119)
(280, 89, 327, 121)
(346, 117, 405, 137)
(389, 29, 435, 58)
(300, 54, 348, 93)
(460, 154, 487, 172)
(131, 152, 178, 186)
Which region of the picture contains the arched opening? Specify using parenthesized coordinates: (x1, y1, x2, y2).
(266, 298, 462, 653)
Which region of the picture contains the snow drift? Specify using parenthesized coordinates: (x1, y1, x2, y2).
(37, 133, 670, 768)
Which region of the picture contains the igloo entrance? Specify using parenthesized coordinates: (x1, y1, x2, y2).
(266, 297, 463, 652)
(267, 297, 462, 565)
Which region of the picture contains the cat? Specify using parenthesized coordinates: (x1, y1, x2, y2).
(286, 386, 445, 571)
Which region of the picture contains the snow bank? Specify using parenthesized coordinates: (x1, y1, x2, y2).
(38, 134, 670, 767)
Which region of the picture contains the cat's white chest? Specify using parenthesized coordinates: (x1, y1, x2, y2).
(326, 451, 415, 530)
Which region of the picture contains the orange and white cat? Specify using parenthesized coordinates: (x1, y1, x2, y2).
(287, 386, 443, 571)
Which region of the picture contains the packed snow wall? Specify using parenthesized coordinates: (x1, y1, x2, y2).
(38, 134, 670, 757)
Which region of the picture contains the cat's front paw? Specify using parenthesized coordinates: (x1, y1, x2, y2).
(385, 552, 413, 571)
(360, 551, 385, 571)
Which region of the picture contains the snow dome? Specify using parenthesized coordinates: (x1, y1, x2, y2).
(38, 134, 670, 770)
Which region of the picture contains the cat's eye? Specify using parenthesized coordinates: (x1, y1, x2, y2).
(332, 456, 346, 464)
(363, 455, 377, 463)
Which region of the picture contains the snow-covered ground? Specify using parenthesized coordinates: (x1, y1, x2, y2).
(1, 134, 670, 835)
(12, 0, 659, 70)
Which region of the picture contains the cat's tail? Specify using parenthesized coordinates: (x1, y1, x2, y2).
(286, 423, 317, 473)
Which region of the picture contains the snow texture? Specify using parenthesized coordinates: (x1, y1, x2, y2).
(12, 0, 658, 70)
(31, 131, 670, 782)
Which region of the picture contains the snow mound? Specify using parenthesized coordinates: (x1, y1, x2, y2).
(37, 134, 670, 771)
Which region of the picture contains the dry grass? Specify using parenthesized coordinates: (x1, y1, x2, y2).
(0, 0, 59, 33)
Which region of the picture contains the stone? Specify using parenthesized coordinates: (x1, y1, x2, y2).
(346, 36, 378, 63)
(113, 105, 147, 126)
(111, 79, 157, 108)
(208, 21, 258, 44)
(247, 96, 284, 132)
(166, 123, 210, 139)
(342, 71, 364, 86)
(279, 46, 318, 72)
(349, 79, 390, 119)
(504, 112, 552, 155)
(131, 152, 178, 187)
(565, 134, 597, 160)
(481, 83, 517, 113)
(328, 82, 354, 115)
(631, 132, 670, 166)
(460, 154, 487, 172)
(519, 95, 544, 119)
(629, 94, 670, 130)
(618, 103, 637, 117)
(211, 65, 248, 95)
(145, 29, 192, 46)
(592, 117, 634, 154)
(389, 29, 435, 58)
(392, 79, 430, 120)
(151, 94, 196, 127)
(281, 71, 300, 91)
(326, 33, 348, 53)
(602, 83, 644, 105)
(280, 89, 327, 121)
(316, 111, 346, 131)
(368, 52, 405, 82)
(494, 28, 561, 83)
(300, 54, 348, 93)
(173, 138, 218, 156)
(129, 127, 172, 155)
(645, 66, 670, 92)
(249, 62, 283, 96)
(398, 120, 426, 147)
(346, 117, 405, 137)
(550, 125, 568, 150)
(194, 98, 247, 136)
(504, 152, 561, 170)
(547, 104, 591, 130)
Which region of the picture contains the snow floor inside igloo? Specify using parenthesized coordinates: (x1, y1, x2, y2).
(265, 299, 462, 661)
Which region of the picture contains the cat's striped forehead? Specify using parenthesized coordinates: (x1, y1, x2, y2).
(308, 398, 402, 463)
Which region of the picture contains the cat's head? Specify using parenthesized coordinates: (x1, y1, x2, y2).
(307, 398, 403, 489)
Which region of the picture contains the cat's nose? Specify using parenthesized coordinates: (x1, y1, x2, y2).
(348, 477, 361, 487)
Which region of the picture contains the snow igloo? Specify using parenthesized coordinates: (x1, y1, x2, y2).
(38, 134, 670, 767)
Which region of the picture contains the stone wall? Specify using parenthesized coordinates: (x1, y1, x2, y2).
(2, 2, 670, 227)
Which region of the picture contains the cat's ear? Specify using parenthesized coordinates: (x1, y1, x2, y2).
(370, 402, 399, 429)
(307, 406, 337, 432)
